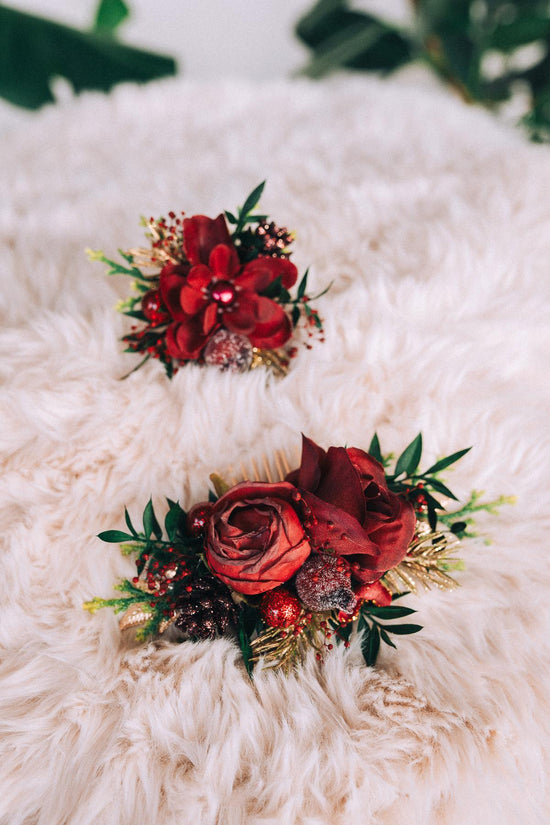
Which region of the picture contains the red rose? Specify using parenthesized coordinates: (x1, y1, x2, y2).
(159, 214, 298, 360)
(205, 481, 311, 595)
(286, 436, 416, 584)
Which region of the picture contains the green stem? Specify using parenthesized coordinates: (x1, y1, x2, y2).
(439, 493, 513, 526)
(283, 282, 333, 306)
(120, 353, 151, 379)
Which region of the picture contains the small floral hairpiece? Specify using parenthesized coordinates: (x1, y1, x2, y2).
(85, 434, 510, 674)
(88, 183, 329, 378)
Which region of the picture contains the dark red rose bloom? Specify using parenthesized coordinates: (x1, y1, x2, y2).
(159, 214, 298, 360)
(286, 436, 416, 584)
(205, 481, 311, 595)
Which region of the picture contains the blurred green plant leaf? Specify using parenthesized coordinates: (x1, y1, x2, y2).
(490, 12, 550, 50)
(0, 5, 176, 110)
(296, 0, 550, 141)
(94, 0, 130, 34)
(297, 0, 412, 78)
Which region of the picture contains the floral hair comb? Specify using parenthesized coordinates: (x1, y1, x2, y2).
(88, 183, 329, 378)
(85, 434, 510, 674)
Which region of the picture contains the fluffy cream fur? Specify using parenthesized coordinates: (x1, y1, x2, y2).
(1, 75, 549, 825)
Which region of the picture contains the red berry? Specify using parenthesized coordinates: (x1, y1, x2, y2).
(141, 289, 170, 325)
(260, 589, 302, 628)
(186, 502, 214, 536)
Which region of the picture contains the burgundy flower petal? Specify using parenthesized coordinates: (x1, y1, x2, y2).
(214, 480, 299, 506)
(314, 447, 366, 524)
(183, 214, 232, 266)
(208, 243, 241, 281)
(236, 256, 298, 292)
(346, 447, 387, 490)
(344, 560, 384, 584)
(281, 436, 416, 581)
(223, 292, 257, 335)
(165, 317, 207, 360)
(203, 302, 219, 334)
(229, 505, 272, 534)
(205, 481, 311, 595)
(159, 263, 189, 322)
(301, 491, 381, 561)
(286, 434, 326, 490)
(248, 297, 292, 349)
(187, 263, 213, 290)
(180, 284, 208, 315)
(365, 497, 416, 571)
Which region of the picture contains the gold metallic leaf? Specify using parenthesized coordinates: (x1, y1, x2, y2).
(119, 603, 153, 631)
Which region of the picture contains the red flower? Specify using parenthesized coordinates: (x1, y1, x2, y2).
(286, 436, 416, 584)
(204, 481, 311, 595)
(159, 214, 298, 360)
(355, 580, 393, 606)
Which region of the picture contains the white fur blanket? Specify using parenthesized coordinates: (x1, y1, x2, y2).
(1, 75, 549, 825)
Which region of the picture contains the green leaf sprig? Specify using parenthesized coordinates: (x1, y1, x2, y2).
(369, 432, 472, 531)
(85, 498, 207, 639)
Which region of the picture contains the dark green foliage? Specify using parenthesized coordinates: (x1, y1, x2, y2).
(97, 529, 135, 543)
(143, 498, 162, 540)
(237, 604, 265, 677)
(94, 0, 129, 33)
(229, 182, 267, 240)
(366, 605, 417, 619)
(99, 498, 201, 556)
(359, 601, 422, 666)
(297, 269, 309, 300)
(297, 2, 411, 78)
(361, 624, 380, 666)
(0, 4, 176, 110)
(296, 0, 550, 140)
(394, 433, 423, 478)
(376, 431, 472, 531)
(164, 499, 187, 542)
(367, 433, 383, 463)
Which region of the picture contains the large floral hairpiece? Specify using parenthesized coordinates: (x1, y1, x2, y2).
(88, 183, 329, 378)
(85, 434, 510, 673)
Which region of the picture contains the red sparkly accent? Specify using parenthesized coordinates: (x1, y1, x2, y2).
(203, 329, 253, 373)
(141, 289, 170, 325)
(210, 280, 237, 306)
(260, 589, 302, 628)
(186, 502, 214, 536)
(295, 555, 357, 614)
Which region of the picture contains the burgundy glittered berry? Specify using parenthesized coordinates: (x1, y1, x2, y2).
(260, 589, 302, 628)
(203, 329, 253, 373)
(295, 555, 357, 614)
(186, 502, 214, 536)
(255, 222, 293, 257)
(141, 289, 170, 325)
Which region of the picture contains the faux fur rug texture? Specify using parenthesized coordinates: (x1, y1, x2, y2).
(1, 75, 550, 825)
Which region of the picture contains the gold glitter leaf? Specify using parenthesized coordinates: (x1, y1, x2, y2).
(119, 603, 154, 631)
(383, 530, 462, 595)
